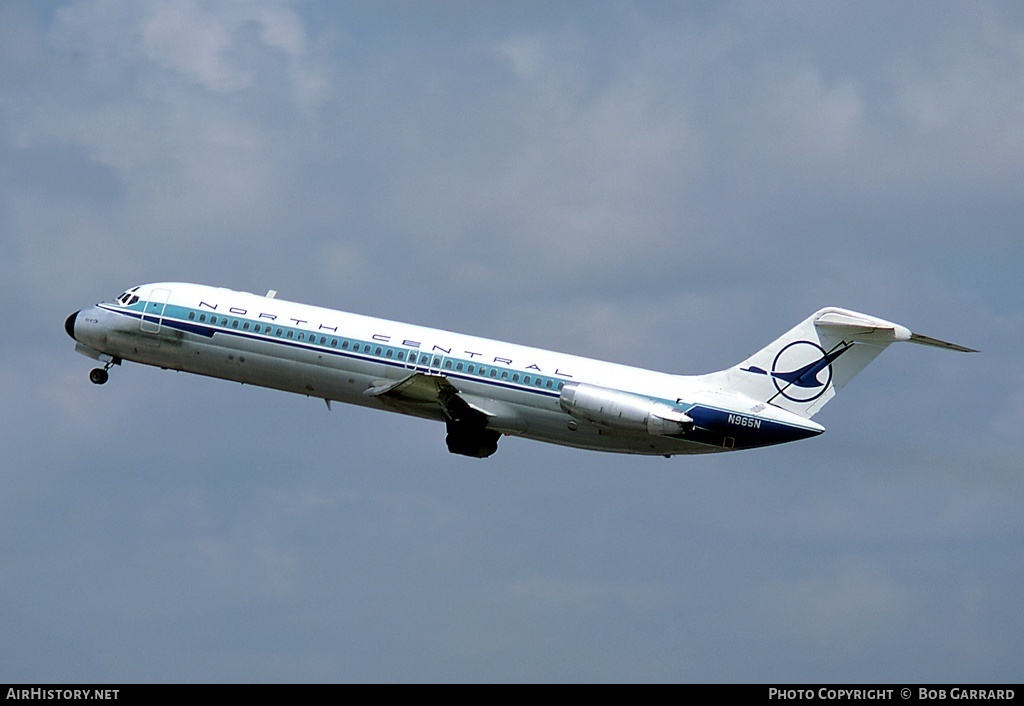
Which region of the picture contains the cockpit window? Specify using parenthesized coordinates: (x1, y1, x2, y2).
(115, 287, 141, 306)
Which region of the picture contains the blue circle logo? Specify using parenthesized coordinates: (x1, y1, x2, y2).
(771, 340, 833, 403)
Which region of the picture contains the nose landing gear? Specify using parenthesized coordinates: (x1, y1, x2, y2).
(88, 358, 119, 385)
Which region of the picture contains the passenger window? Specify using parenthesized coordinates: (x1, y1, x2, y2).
(396, 351, 404, 361)
(456, 362, 463, 371)
(501, 371, 508, 380)
(232, 320, 239, 328)
(385, 349, 393, 358)
(199, 314, 206, 323)
(342, 341, 349, 350)
(444, 360, 452, 370)
(375, 347, 382, 356)
(513, 373, 520, 382)
(188, 312, 195, 321)
(523, 376, 530, 384)
(546, 380, 553, 389)
(243, 322, 250, 330)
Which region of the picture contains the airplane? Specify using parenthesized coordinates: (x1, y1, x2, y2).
(64, 282, 975, 458)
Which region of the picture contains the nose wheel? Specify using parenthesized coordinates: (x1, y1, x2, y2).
(89, 359, 118, 385)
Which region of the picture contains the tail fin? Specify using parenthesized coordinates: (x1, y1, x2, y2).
(703, 307, 976, 419)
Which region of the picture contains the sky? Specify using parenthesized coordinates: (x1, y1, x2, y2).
(2, 0, 1022, 683)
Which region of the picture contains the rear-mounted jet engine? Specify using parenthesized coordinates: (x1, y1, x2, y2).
(558, 382, 694, 437)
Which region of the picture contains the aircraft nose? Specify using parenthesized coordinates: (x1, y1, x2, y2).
(65, 310, 80, 340)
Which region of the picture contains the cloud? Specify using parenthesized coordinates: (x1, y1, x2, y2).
(2, 1, 1021, 682)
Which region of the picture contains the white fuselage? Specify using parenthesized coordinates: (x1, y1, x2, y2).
(66, 282, 824, 457)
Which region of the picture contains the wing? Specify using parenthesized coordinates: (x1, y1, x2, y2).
(362, 375, 524, 434)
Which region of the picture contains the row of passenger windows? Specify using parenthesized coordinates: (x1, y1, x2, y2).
(186, 310, 564, 391)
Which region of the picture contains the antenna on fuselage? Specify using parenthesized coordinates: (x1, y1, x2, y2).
(265, 289, 277, 299)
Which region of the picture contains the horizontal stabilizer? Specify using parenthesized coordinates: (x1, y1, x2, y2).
(908, 332, 978, 353)
(813, 314, 907, 344)
(814, 311, 977, 352)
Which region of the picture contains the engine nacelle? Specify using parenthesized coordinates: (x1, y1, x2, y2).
(558, 382, 694, 437)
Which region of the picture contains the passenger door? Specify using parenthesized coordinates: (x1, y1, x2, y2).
(140, 287, 171, 334)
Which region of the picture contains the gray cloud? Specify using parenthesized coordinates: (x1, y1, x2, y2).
(2, 0, 1020, 682)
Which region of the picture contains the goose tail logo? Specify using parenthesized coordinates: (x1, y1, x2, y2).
(741, 340, 853, 403)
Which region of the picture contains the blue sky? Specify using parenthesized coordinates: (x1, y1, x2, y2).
(2, 0, 1022, 682)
